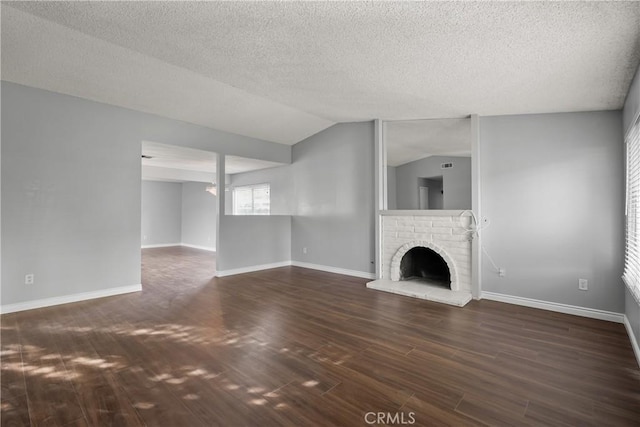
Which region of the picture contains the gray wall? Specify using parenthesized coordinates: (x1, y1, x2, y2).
(1, 81, 289, 307)
(479, 111, 625, 313)
(141, 181, 182, 246)
(225, 165, 293, 215)
(444, 157, 472, 210)
(2, 82, 141, 305)
(395, 156, 471, 210)
(291, 122, 375, 274)
(623, 63, 640, 353)
(181, 182, 217, 250)
(217, 216, 291, 271)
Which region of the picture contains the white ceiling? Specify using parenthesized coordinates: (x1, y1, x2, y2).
(2, 1, 640, 152)
(141, 141, 284, 182)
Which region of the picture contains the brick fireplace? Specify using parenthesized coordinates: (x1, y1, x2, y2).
(367, 210, 473, 306)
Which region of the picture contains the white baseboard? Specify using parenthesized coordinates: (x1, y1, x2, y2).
(180, 243, 216, 252)
(141, 243, 216, 252)
(623, 315, 640, 368)
(216, 260, 376, 280)
(291, 261, 376, 280)
(141, 243, 181, 249)
(1, 284, 142, 314)
(481, 291, 624, 323)
(216, 261, 292, 277)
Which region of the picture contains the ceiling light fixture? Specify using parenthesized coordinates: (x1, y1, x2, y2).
(206, 183, 217, 196)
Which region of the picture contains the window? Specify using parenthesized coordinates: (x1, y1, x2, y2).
(232, 184, 270, 215)
(624, 116, 640, 302)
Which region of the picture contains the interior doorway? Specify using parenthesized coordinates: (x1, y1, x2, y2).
(140, 141, 219, 287)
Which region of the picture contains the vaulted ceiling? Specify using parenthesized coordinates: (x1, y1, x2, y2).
(2, 1, 640, 146)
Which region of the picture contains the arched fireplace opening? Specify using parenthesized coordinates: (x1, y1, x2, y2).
(399, 246, 451, 289)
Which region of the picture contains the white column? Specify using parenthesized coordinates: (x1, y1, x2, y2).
(471, 114, 482, 299)
(215, 154, 225, 275)
(374, 119, 387, 279)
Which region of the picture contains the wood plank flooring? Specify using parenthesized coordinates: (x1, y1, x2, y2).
(2, 246, 639, 426)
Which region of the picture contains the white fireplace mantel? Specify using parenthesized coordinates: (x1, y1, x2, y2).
(381, 210, 467, 216)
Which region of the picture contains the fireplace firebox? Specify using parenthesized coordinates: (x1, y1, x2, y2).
(399, 246, 451, 288)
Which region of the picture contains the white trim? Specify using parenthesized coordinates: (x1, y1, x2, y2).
(481, 291, 624, 323)
(623, 315, 640, 368)
(216, 261, 292, 277)
(0, 284, 142, 314)
(291, 261, 376, 280)
(141, 243, 216, 252)
(180, 243, 216, 252)
(141, 243, 181, 249)
(216, 260, 376, 279)
(374, 118, 385, 280)
(470, 113, 481, 300)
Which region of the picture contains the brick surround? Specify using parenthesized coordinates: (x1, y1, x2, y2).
(381, 211, 472, 293)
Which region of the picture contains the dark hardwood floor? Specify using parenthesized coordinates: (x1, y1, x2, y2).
(2, 246, 639, 426)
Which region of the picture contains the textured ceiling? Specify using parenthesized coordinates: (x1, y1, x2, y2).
(3, 1, 640, 151)
(385, 119, 471, 167)
(1, 5, 333, 145)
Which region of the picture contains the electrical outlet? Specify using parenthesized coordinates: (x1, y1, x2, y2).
(25, 274, 34, 285)
(498, 268, 506, 277)
(578, 279, 588, 291)
(303, 247, 308, 254)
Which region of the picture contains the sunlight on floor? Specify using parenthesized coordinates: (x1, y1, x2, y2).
(183, 394, 200, 400)
(133, 402, 155, 410)
(72, 356, 120, 369)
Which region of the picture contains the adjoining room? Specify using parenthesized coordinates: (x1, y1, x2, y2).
(140, 141, 291, 283)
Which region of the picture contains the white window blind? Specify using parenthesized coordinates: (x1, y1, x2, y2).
(624, 116, 640, 302)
